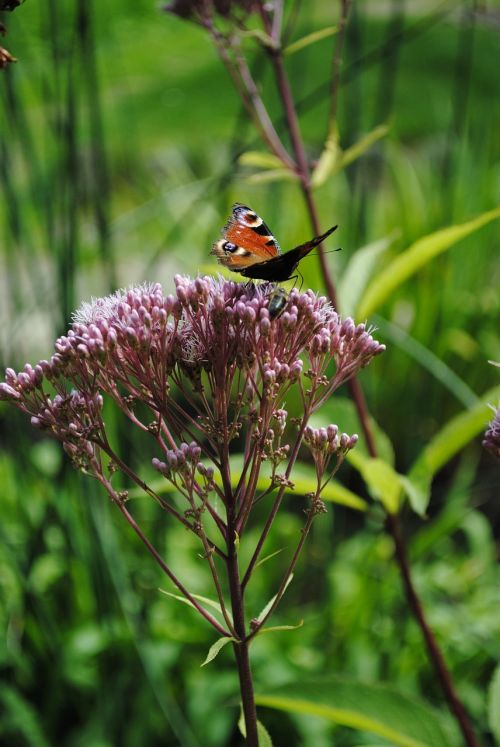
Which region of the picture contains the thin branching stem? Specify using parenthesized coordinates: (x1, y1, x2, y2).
(96, 471, 230, 637)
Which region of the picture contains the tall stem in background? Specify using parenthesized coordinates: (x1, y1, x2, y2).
(256, 4, 480, 745)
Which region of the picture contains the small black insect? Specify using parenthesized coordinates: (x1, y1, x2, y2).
(267, 287, 288, 320)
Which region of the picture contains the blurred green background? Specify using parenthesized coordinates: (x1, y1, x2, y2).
(1, 1, 500, 745)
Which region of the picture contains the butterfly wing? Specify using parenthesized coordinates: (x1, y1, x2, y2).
(211, 203, 281, 271)
(238, 224, 338, 281)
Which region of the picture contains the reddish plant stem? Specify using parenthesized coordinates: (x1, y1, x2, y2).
(226, 515, 260, 747)
(347, 375, 378, 457)
(388, 513, 480, 747)
(97, 473, 230, 637)
(247, 505, 316, 642)
(257, 7, 480, 745)
(257, 6, 339, 308)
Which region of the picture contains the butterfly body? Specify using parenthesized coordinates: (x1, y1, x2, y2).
(211, 203, 338, 282)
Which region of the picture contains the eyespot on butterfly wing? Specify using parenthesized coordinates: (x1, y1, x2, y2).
(211, 203, 338, 282)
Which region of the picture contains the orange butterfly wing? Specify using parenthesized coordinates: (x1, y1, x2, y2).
(211, 203, 280, 271)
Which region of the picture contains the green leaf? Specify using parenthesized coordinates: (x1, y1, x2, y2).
(238, 151, 285, 170)
(311, 124, 389, 188)
(340, 124, 390, 170)
(321, 479, 368, 512)
(373, 316, 478, 408)
(357, 206, 500, 318)
(255, 621, 304, 637)
(255, 678, 450, 747)
(310, 127, 342, 188)
(241, 28, 278, 50)
(201, 635, 236, 667)
(255, 548, 285, 569)
(348, 454, 401, 514)
(287, 461, 368, 511)
(285, 25, 338, 56)
(257, 574, 294, 622)
(219, 454, 368, 512)
(339, 233, 399, 317)
(245, 168, 297, 185)
(158, 589, 227, 618)
(407, 385, 500, 515)
(238, 710, 274, 746)
(0, 683, 50, 747)
(487, 663, 500, 744)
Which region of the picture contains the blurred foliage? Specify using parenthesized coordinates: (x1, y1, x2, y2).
(1, 0, 500, 745)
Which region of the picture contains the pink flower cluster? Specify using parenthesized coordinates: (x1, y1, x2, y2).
(1, 275, 384, 491)
(1, 274, 386, 648)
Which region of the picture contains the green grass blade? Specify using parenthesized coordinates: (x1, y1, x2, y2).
(285, 25, 338, 56)
(487, 664, 500, 745)
(407, 385, 500, 515)
(357, 206, 500, 318)
(255, 678, 450, 747)
(339, 233, 398, 317)
(373, 316, 479, 408)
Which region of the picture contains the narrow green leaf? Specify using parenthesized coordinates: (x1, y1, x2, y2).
(255, 621, 304, 637)
(239, 710, 274, 746)
(340, 124, 390, 170)
(285, 25, 338, 55)
(310, 127, 341, 188)
(245, 168, 297, 184)
(339, 233, 398, 316)
(242, 28, 278, 50)
(373, 316, 478, 408)
(407, 385, 500, 515)
(321, 479, 368, 512)
(398, 475, 430, 519)
(159, 590, 199, 610)
(257, 574, 294, 622)
(311, 124, 389, 188)
(487, 663, 500, 744)
(357, 206, 500, 318)
(158, 589, 226, 618)
(238, 151, 286, 170)
(349, 455, 401, 514)
(255, 548, 285, 569)
(257, 720, 273, 746)
(255, 678, 450, 747)
(0, 683, 51, 747)
(201, 635, 236, 667)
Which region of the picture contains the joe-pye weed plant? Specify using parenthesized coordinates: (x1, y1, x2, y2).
(1, 276, 384, 744)
(2, 0, 499, 744)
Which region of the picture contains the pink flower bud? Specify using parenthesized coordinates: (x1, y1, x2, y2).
(259, 317, 271, 336)
(0, 383, 20, 400)
(327, 424, 338, 440)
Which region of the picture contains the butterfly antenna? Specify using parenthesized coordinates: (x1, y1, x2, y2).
(300, 247, 342, 260)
